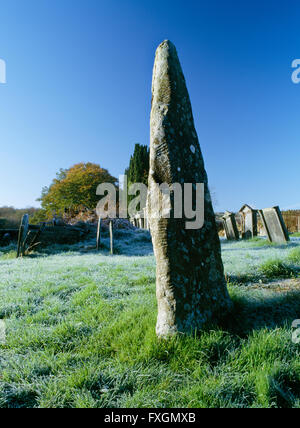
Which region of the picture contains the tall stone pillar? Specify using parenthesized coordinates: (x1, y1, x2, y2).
(148, 40, 231, 337)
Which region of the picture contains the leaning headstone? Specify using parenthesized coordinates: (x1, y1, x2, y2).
(222, 211, 239, 241)
(259, 206, 289, 243)
(239, 204, 257, 239)
(147, 40, 232, 338)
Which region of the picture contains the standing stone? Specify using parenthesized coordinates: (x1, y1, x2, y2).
(147, 40, 231, 338)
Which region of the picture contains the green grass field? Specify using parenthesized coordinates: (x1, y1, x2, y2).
(0, 230, 300, 408)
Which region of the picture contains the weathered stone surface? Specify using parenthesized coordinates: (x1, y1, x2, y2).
(259, 206, 289, 243)
(239, 204, 257, 239)
(148, 40, 232, 338)
(223, 211, 240, 241)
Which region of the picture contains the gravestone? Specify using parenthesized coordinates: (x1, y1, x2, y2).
(147, 40, 232, 338)
(222, 211, 239, 241)
(143, 208, 149, 230)
(138, 214, 143, 229)
(134, 213, 142, 229)
(259, 206, 289, 243)
(239, 204, 257, 239)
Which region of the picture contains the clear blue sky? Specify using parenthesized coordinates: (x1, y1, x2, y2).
(0, 0, 299, 212)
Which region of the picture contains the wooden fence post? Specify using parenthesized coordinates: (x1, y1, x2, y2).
(17, 214, 29, 258)
(96, 217, 101, 250)
(109, 221, 114, 255)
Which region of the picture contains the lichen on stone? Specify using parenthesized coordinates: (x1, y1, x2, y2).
(148, 40, 232, 338)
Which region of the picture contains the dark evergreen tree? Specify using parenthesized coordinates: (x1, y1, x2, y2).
(125, 144, 150, 212)
(125, 144, 149, 185)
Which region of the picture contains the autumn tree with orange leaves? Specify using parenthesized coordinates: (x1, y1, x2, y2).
(34, 163, 117, 221)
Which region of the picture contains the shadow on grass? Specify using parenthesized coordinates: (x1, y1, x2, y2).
(222, 289, 300, 337)
(269, 368, 300, 408)
(0, 386, 38, 409)
(221, 242, 300, 252)
(22, 230, 154, 258)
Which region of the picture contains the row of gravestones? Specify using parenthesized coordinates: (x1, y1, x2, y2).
(223, 204, 290, 243)
(130, 208, 150, 230)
